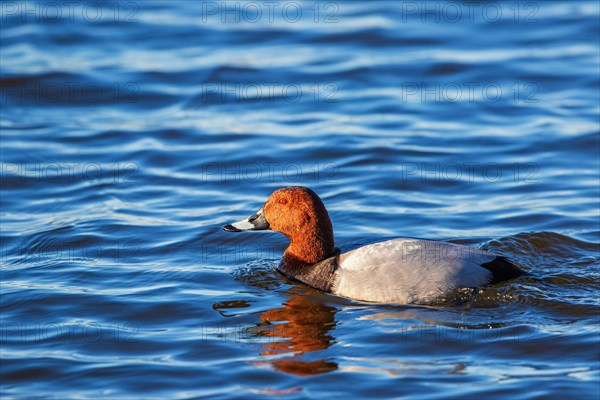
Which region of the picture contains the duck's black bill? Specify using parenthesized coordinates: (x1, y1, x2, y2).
(222, 206, 270, 232)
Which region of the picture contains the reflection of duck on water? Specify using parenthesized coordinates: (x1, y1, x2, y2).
(251, 288, 338, 376)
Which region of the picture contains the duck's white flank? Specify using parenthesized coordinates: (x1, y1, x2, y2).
(332, 238, 495, 304)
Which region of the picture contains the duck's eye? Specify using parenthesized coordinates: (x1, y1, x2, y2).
(278, 198, 287, 205)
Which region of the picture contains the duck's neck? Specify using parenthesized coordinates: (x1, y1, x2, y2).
(281, 224, 335, 269)
(279, 228, 338, 293)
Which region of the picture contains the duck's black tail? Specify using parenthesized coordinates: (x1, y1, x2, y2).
(481, 256, 527, 284)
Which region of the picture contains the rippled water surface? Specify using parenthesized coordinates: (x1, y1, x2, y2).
(1, 1, 599, 398)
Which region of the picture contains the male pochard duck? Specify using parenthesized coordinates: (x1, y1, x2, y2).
(223, 187, 524, 304)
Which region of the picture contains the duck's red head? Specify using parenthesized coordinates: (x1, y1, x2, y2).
(223, 187, 335, 265)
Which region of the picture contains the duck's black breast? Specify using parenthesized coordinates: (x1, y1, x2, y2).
(277, 249, 341, 293)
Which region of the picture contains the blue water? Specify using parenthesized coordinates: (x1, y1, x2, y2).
(1, 1, 599, 398)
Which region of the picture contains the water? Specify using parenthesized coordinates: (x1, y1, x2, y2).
(1, 1, 599, 398)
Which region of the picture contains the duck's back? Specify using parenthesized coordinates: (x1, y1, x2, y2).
(332, 238, 516, 304)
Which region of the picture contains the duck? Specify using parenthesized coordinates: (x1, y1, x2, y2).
(222, 186, 524, 305)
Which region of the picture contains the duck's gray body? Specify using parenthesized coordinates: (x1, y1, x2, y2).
(278, 238, 522, 304)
